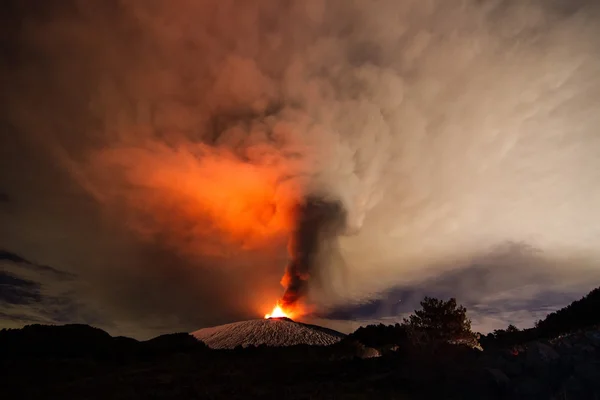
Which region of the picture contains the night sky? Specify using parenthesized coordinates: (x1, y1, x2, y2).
(1, 0, 600, 339)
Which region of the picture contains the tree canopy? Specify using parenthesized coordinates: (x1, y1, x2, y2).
(346, 297, 479, 348)
(403, 297, 475, 343)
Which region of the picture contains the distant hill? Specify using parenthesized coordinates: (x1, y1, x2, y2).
(0, 324, 207, 360)
(191, 318, 345, 349)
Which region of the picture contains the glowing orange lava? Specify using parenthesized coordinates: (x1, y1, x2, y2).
(264, 304, 290, 319)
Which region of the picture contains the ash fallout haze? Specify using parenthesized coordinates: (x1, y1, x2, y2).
(1, 0, 600, 338)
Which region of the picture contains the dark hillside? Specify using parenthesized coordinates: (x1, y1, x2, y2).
(480, 286, 600, 348)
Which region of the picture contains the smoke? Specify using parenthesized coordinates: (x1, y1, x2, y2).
(280, 197, 347, 312)
(2, 0, 600, 331)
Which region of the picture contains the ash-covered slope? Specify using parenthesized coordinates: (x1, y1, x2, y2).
(191, 318, 345, 349)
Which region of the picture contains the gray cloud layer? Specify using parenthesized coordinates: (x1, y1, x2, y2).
(1, 0, 600, 337)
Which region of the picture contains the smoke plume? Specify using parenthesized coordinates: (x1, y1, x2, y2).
(280, 197, 347, 312)
(2, 0, 600, 333)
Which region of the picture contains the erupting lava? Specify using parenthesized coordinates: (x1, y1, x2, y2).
(264, 304, 291, 319)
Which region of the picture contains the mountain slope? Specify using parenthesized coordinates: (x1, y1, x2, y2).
(191, 318, 345, 349)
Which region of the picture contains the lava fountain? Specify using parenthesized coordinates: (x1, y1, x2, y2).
(264, 303, 289, 319)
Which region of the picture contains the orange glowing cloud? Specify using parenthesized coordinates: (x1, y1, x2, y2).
(84, 141, 302, 256)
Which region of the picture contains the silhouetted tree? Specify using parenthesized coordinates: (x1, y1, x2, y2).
(403, 297, 478, 346)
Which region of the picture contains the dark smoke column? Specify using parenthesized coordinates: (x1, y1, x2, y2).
(280, 196, 347, 311)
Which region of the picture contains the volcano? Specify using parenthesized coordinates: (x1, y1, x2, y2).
(191, 318, 345, 349)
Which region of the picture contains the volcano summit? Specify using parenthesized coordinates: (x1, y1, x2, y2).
(191, 318, 345, 349)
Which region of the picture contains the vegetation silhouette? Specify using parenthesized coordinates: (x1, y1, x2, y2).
(346, 297, 478, 349)
(480, 287, 600, 348)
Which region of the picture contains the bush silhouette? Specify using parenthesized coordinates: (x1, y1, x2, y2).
(347, 323, 408, 348)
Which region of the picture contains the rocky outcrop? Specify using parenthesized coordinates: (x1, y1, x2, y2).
(479, 327, 600, 398)
(356, 345, 381, 359)
(329, 339, 381, 360)
(448, 336, 483, 351)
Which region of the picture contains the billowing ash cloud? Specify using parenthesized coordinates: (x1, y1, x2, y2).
(280, 197, 347, 311)
(2, 0, 600, 335)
